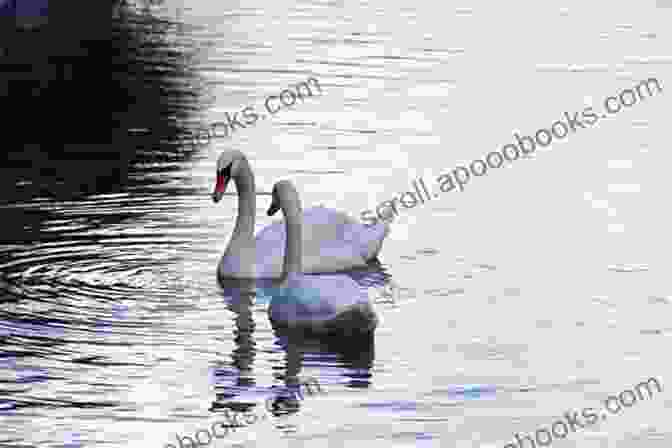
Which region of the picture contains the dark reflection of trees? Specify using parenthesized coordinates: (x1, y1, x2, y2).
(0, 1, 212, 204)
(112, 2, 215, 172)
(0, 1, 214, 411)
(0, 1, 214, 248)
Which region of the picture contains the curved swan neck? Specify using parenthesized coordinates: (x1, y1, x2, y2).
(279, 187, 302, 278)
(231, 157, 256, 241)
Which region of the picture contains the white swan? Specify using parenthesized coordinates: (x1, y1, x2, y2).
(263, 180, 378, 335)
(212, 150, 392, 280)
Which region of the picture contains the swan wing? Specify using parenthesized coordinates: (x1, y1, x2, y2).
(300, 206, 389, 260)
(254, 207, 388, 273)
(255, 207, 355, 243)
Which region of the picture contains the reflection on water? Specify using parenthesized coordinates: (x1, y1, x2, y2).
(4, 1, 669, 447)
(0, 3, 392, 446)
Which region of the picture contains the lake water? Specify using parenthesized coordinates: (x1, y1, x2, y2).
(1, 1, 671, 447)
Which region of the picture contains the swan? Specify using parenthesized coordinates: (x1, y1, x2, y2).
(212, 150, 392, 280)
(262, 180, 378, 335)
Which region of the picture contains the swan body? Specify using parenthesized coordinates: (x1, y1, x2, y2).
(251, 206, 389, 276)
(212, 150, 390, 280)
(262, 180, 378, 335)
(265, 273, 376, 332)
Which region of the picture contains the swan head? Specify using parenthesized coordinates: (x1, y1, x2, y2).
(267, 180, 299, 216)
(212, 150, 245, 203)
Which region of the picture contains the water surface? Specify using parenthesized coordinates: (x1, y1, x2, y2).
(1, 1, 671, 447)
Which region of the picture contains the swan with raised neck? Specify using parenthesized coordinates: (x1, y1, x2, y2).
(212, 150, 391, 281)
(212, 149, 256, 242)
(212, 150, 262, 279)
(266, 180, 302, 279)
(265, 180, 378, 334)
